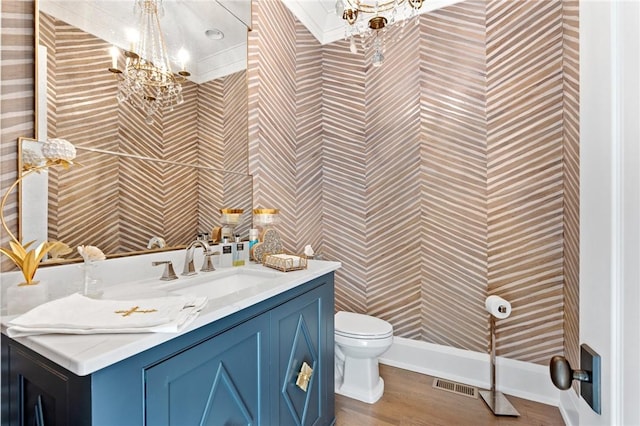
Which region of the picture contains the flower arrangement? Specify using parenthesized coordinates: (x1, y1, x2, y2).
(77, 245, 106, 263)
(77, 245, 105, 297)
(0, 138, 76, 285)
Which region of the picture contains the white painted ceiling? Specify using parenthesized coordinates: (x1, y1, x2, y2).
(40, 0, 462, 83)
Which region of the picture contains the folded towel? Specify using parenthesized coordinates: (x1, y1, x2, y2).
(6, 293, 208, 337)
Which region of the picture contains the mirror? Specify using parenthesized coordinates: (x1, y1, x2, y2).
(25, 0, 252, 262)
(37, 0, 250, 87)
(20, 137, 253, 261)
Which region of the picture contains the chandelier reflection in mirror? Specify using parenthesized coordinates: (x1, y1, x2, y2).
(108, 0, 190, 124)
(336, 0, 424, 67)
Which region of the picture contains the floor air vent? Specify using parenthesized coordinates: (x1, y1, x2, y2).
(432, 378, 478, 399)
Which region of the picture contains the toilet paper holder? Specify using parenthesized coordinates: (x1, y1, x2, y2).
(479, 314, 520, 417)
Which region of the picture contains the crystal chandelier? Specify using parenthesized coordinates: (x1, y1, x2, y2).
(336, 0, 424, 67)
(108, 0, 190, 124)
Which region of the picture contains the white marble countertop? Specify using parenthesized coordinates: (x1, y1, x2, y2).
(1, 260, 340, 376)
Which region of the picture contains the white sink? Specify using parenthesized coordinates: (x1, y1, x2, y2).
(158, 268, 281, 300)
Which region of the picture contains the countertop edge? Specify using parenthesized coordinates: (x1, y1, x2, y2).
(2, 261, 340, 376)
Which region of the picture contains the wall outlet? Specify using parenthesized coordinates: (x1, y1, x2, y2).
(580, 343, 601, 414)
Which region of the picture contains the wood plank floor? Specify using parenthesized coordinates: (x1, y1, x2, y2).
(335, 365, 565, 426)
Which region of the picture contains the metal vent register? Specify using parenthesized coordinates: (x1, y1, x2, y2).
(432, 378, 478, 398)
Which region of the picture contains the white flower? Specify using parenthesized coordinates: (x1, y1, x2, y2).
(22, 148, 45, 169)
(304, 244, 315, 257)
(42, 138, 76, 162)
(77, 245, 105, 262)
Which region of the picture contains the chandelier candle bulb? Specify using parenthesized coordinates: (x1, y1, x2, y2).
(110, 46, 119, 70)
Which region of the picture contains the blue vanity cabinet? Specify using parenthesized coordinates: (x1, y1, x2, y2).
(1, 337, 92, 426)
(145, 312, 270, 425)
(270, 283, 335, 426)
(1, 272, 336, 426)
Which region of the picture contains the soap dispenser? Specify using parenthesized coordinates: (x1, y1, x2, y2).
(219, 237, 233, 267)
(233, 235, 249, 267)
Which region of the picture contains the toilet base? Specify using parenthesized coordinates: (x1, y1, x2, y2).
(336, 377, 385, 404)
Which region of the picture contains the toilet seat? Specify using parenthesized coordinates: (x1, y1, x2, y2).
(335, 311, 393, 340)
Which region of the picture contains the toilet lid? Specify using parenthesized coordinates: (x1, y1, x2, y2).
(335, 311, 393, 339)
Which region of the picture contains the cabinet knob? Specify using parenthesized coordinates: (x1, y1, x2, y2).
(296, 361, 313, 392)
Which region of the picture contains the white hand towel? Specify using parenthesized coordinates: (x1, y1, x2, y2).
(7, 293, 207, 337)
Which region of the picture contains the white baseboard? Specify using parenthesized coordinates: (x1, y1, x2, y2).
(558, 386, 580, 426)
(379, 337, 577, 425)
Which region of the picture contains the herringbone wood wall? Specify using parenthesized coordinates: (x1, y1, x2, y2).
(0, 0, 579, 366)
(249, 0, 579, 364)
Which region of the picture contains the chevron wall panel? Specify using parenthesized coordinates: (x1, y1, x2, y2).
(222, 71, 249, 174)
(320, 39, 369, 314)
(40, 15, 122, 254)
(0, 0, 35, 273)
(160, 82, 200, 247)
(485, 0, 565, 363)
(248, 0, 298, 249)
(51, 16, 119, 151)
(39, 11, 56, 140)
(221, 72, 251, 238)
(116, 96, 165, 251)
(292, 21, 324, 255)
(361, 23, 423, 338)
(561, 0, 580, 387)
(40, 13, 60, 240)
(198, 78, 225, 233)
(418, 1, 490, 351)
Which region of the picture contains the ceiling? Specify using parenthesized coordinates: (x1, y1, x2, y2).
(40, 0, 462, 83)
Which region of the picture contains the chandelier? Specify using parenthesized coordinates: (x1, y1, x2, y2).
(336, 0, 424, 67)
(108, 0, 190, 124)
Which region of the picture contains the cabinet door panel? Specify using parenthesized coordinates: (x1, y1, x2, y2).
(145, 314, 269, 426)
(1, 340, 91, 426)
(270, 288, 323, 426)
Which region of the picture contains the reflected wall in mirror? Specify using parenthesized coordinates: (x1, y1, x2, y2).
(24, 1, 251, 262)
(21, 138, 253, 260)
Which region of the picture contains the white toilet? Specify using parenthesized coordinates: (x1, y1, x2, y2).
(334, 311, 393, 404)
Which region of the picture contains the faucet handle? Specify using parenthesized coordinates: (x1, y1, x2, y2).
(201, 251, 219, 272)
(152, 261, 178, 281)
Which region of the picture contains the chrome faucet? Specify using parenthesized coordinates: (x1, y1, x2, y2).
(147, 236, 167, 249)
(201, 250, 220, 272)
(182, 240, 212, 276)
(152, 260, 178, 280)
